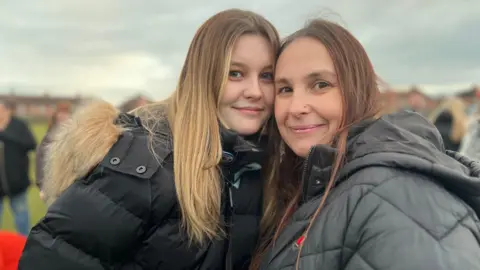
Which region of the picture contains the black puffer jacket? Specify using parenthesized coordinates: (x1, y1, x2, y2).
(19, 112, 266, 270)
(261, 111, 480, 270)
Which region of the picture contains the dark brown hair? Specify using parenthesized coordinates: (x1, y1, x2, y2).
(251, 18, 381, 270)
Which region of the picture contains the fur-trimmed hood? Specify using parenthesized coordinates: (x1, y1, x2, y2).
(42, 100, 125, 204)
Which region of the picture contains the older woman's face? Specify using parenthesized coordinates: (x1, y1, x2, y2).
(274, 37, 343, 158)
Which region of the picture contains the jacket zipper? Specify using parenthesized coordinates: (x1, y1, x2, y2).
(222, 163, 234, 270)
(301, 146, 314, 202)
(225, 186, 234, 270)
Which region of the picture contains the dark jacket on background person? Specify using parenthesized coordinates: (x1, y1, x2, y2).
(19, 101, 266, 270)
(433, 111, 461, 151)
(261, 111, 480, 270)
(0, 116, 36, 197)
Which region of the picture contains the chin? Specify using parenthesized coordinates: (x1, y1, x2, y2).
(288, 143, 314, 158)
(234, 127, 261, 136)
(229, 119, 265, 136)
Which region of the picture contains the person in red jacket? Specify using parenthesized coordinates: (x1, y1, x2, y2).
(0, 230, 27, 270)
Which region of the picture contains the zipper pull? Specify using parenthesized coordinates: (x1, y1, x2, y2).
(228, 187, 234, 209)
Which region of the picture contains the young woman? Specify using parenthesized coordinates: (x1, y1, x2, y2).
(35, 102, 72, 200)
(252, 19, 480, 270)
(19, 9, 280, 270)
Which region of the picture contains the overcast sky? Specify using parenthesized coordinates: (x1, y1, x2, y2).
(1, 0, 479, 104)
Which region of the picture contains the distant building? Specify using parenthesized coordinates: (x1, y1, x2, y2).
(0, 93, 83, 120)
(118, 94, 153, 112)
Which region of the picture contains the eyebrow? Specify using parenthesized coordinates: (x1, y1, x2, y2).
(230, 61, 246, 68)
(275, 70, 337, 84)
(230, 61, 273, 71)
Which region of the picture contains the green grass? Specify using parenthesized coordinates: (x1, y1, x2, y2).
(1, 122, 49, 232)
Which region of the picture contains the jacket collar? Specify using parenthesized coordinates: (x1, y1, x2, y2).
(300, 119, 374, 205)
(219, 125, 267, 171)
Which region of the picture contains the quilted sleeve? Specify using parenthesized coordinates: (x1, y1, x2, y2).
(19, 170, 150, 270)
(342, 176, 480, 270)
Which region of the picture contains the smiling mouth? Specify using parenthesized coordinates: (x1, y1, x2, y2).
(233, 107, 264, 114)
(289, 124, 325, 133)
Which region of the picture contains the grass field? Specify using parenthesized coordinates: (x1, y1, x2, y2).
(1, 121, 49, 232)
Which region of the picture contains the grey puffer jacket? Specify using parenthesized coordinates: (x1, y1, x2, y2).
(261, 111, 480, 270)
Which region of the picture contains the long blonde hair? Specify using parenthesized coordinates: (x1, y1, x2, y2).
(428, 97, 468, 143)
(138, 9, 279, 245)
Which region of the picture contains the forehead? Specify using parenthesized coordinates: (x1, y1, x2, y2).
(230, 34, 274, 67)
(276, 37, 335, 77)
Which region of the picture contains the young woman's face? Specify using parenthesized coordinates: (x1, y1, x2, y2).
(219, 34, 275, 136)
(274, 37, 343, 158)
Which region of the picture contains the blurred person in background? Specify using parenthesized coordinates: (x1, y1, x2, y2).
(466, 101, 477, 116)
(35, 102, 71, 201)
(19, 8, 280, 270)
(0, 101, 36, 236)
(465, 89, 480, 116)
(406, 90, 428, 115)
(459, 101, 480, 161)
(428, 97, 468, 152)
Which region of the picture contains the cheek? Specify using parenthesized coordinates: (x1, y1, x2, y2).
(327, 105, 343, 128)
(261, 83, 275, 106)
(274, 99, 289, 126)
(312, 90, 343, 124)
(220, 82, 239, 105)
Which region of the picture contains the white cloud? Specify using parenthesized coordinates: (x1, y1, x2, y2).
(68, 53, 173, 89)
(0, 0, 478, 104)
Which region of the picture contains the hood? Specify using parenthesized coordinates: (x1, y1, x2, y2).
(304, 111, 480, 216)
(42, 100, 125, 203)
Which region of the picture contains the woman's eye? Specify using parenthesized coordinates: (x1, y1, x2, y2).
(261, 72, 274, 81)
(229, 71, 242, 78)
(314, 81, 330, 89)
(277, 87, 292, 94)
